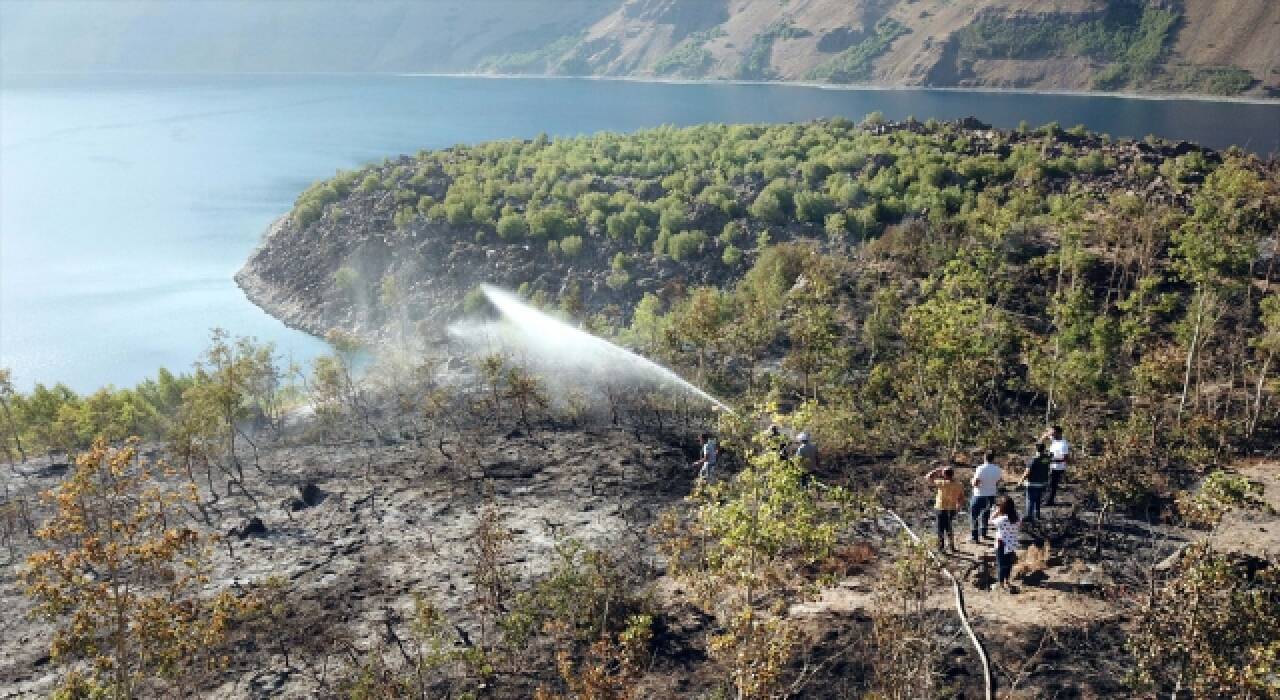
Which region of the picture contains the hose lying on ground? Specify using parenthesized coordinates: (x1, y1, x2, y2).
(884, 508, 994, 700)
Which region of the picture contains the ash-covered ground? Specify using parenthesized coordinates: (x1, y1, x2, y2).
(2, 377, 1271, 698)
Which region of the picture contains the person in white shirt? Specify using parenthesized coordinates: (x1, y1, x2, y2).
(969, 451, 1002, 543)
(1042, 425, 1070, 506)
(692, 433, 718, 482)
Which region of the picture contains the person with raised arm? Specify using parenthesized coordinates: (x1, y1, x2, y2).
(925, 465, 965, 553)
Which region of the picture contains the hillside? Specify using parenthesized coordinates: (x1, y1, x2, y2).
(3, 0, 1276, 98)
(499, 0, 1279, 97)
(5, 117, 1280, 697)
(237, 116, 1247, 346)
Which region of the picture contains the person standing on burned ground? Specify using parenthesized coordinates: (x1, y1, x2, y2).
(989, 496, 1021, 592)
(793, 431, 818, 471)
(970, 451, 1001, 543)
(1021, 442, 1051, 522)
(692, 432, 718, 482)
(924, 465, 965, 553)
(1041, 425, 1071, 506)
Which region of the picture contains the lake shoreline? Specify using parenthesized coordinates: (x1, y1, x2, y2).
(405, 72, 1280, 106)
(6, 70, 1278, 105)
(233, 216, 330, 342)
(6, 75, 1277, 391)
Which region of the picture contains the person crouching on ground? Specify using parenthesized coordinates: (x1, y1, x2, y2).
(692, 433, 718, 482)
(925, 466, 965, 552)
(970, 451, 1001, 543)
(989, 496, 1021, 592)
(1021, 442, 1051, 522)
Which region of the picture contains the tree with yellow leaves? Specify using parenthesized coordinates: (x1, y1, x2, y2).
(24, 438, 254, 698)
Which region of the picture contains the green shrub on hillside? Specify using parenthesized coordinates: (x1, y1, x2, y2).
(496, 212, 528, 241)
(738, 22, 812, 80)
(653, 29, 726, 78)
(668, 230, 709, 261)
(956, 3, 1181, 92)
(480, 34, 582, 74)
(807, 19, 907, 83)
(559, 235, 585, 258)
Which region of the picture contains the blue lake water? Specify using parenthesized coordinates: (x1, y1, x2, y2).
(2, 74, 1278, 391)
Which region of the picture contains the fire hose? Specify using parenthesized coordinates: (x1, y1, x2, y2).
(884, 508, 994, 700)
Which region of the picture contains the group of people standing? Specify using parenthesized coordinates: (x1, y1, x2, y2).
(926, 426, 1071, 592)
(689, 424, 1075, 594)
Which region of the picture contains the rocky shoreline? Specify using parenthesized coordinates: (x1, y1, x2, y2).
(235, 216, 332, 339)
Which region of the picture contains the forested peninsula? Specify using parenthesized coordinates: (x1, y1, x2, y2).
(3, 116, 1280, 698)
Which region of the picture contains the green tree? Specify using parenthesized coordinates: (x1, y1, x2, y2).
(179, 330, 279, 495)
(558, 234, 585, 258)
(1171, 161, 1269, 421)
(794, 190, 834, 224)
(748, 181, 792, 224)
(657, 431, 858, 699)
(667, 287, 728, 381)
(1129, 543, 1280, 697)
(496, 212, 529, 241)
(900, 271, 1013, 450)
(0, 368, 26, 463)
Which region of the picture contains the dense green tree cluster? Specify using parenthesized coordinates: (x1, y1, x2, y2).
(652, 27, 725, 78)
(687, 156, 1273, 466)
(278, 120, 1278, 476)
(286, 117, 1149, 278)
(0, 332, 286, 463)
(955, 2, 1191, 92)
(806, 18, 907, 84)
(0, 367, 193, 460)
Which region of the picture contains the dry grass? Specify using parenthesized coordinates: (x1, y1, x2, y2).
(1014, 542, 1051, 581)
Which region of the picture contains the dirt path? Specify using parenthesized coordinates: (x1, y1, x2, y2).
(1209, 460, 1280, 558)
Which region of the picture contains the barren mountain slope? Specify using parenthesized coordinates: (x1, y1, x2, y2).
(1172, 0, 1280, 91)
(515, 0, 1277, 97)
(4, 0, 1275, 96)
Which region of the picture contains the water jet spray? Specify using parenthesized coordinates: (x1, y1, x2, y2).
(448, 285, 734, 415)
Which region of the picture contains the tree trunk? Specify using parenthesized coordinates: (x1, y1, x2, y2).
(1178, 289, 1208, 424)
(0, 397, 25, 463)
(1046, 243, 1068, 423)
(1248, 350, 1274, 439)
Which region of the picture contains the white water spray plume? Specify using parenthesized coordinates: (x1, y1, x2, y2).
(448, 285, 734, 414)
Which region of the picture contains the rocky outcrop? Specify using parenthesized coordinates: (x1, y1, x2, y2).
(237, 208, 727, 344)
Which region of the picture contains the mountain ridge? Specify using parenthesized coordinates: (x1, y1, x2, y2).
(3, 0, 1276, 99)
